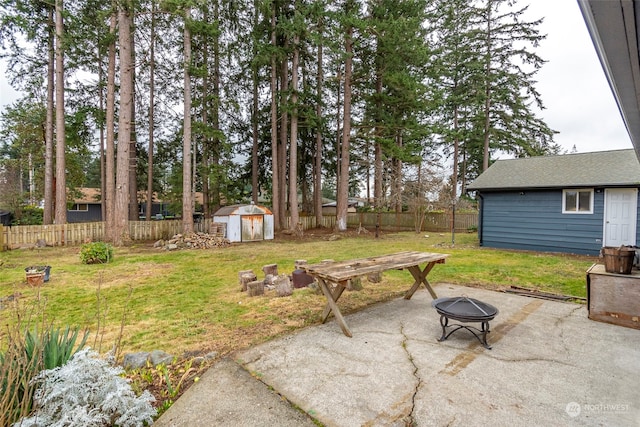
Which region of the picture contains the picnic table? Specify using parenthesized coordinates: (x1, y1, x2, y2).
(300, 251, 449, 337)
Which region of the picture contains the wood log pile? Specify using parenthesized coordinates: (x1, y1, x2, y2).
(155, 232, 231, 250)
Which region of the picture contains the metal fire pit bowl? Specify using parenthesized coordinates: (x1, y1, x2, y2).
(432, 296, 499, 349)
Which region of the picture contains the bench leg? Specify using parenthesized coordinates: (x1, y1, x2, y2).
(404, 263, 438, 300)
(318, 278, 352, 337)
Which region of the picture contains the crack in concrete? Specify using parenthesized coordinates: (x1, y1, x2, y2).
(400, 322, 420, 427)
(553, 304, 584, 355)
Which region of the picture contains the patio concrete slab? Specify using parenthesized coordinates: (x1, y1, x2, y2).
(156, 283, 640, 426)
(236, 284, 640, 426)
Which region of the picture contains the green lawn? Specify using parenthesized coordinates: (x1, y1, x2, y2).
(0, 231, 597, 357)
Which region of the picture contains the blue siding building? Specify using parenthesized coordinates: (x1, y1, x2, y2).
(468, 150, 640, 256)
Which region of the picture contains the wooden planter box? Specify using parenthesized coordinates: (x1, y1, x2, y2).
(586, 263, 640, 330)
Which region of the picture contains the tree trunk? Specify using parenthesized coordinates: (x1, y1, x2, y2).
(288, 34, 300, 230)
(98, 63, 106, 223)
(105, 7, 117, 241)
(44, 6, 54, 225)
(374, 141, 382, 237)
(393, 134, 403, 213)
(54, 0, 66, 226)
(374, 48, 383, 236)
(146, 4, 156, 222)
(461, 145, 468, 194)
(251, 0, 260, 204)
(335, 67, 341, 199)
(128, 10, 138, 221)
(482, 2, 492, 172)
(279, 54, 288, 228)
(336, 25, 353, 232)
(182, 6, 194, 235)
(210, 0, 221, 214)
(453, 104, 459, 206)
(114, 4, 133, 245)
(269, 3, 280, 230)
(201, 10, 210, 217)
(314, 21, 324, 227)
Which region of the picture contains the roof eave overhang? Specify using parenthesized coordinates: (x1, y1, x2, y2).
(578, 0, 640, 160)
(470, 183, 640, 192)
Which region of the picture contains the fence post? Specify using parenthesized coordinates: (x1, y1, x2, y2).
(0, 224, 4, 251)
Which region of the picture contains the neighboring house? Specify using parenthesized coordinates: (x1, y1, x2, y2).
(467, 149, 640, 256)
(67, 188, 202, 223)
(0, 210, 12, 226)
(67, 188, 103, 223)
(321, 198, 359, 215)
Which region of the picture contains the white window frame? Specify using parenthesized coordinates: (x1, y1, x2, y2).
(70, 203, 89, 212)
(562, 189, 594, 214)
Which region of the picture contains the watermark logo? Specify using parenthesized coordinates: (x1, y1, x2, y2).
(566, 401, 630, 418)
(566, 402, 581, 418)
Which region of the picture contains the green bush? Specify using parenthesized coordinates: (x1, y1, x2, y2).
(80, 242, 114, 264)
(11, 206, 43, 225)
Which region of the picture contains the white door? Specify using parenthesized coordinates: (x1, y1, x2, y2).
(241, 215, 264, 242)
(604, 188, 637, 247)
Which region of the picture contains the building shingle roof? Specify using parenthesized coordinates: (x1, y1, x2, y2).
(466, 149, 640, 191)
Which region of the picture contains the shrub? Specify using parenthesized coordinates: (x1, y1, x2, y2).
(11, 206, 43, 225)
(80, 242, 114, 264)
(15, 348, 156, 427)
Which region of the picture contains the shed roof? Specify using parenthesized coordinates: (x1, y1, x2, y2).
(213, 204, 272, 216)
(467, 149, 640, 191)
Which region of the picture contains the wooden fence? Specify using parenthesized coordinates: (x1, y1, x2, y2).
(1, 212, 477, 250)
(288, 212, 477, 233)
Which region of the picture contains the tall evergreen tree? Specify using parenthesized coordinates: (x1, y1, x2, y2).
(54, 0, 66, 225)
(182, 5, 194, 234)
(114, 1, 133, 244)
(476, 0, 557, 172)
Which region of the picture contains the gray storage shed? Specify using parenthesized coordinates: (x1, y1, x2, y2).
(213, 204, 274, 242)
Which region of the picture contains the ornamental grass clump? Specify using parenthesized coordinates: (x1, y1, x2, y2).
(15, 348, 156, 427)
(0, 325, 88, 426)
(80, 242, 114, 264)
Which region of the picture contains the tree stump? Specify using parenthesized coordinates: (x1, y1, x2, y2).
(367, 272, 382, 283)
(264, 274, 276, 288)
(247, 280, 265, 297)
(347, 277, 363, 291)
(239, 270, 257, 292)
(262, 264, 278, 276)
(274, 274, 293, 297)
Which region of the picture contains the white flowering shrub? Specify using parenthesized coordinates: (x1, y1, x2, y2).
(14, 348, 156, 427)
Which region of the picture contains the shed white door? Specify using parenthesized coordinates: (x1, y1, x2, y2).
(241, 215, 264, 241)
(604, 188, 637, 247)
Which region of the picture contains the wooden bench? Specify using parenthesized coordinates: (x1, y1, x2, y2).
(300, 251, 449, 337)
